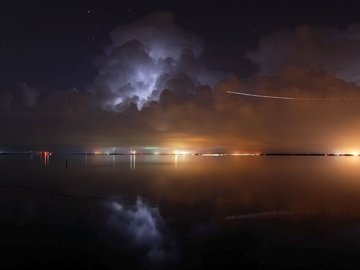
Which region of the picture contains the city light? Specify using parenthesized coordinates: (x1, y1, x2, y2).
(173, 150, 192, 155)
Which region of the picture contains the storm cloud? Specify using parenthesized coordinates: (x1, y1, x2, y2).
(91, 11, 216, 111)
(247, 24, 360, 84)
(2, 16, 360, 152)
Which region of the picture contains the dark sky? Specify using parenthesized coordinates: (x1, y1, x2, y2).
(3, 0, 360, 151)
(2, 0, 360, 90)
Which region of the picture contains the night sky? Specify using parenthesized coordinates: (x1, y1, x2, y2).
(2, 0, 360, 152)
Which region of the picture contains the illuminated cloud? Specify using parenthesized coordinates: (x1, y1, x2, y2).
(92, 11, 215, 111)
(3, 16, 360, 152)
(247, 24, 360, 84)
(3, 68, 360, 152)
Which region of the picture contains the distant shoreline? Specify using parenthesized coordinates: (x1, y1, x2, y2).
(0, 152, 358, 157)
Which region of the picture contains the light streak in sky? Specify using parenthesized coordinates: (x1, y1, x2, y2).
(227, 91, 360, 101)
(227, 91, 297, 100)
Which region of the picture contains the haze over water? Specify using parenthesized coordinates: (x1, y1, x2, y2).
(2, 154, 360, 269)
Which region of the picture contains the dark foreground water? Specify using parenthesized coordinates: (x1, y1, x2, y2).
(2, 154, 360, 269)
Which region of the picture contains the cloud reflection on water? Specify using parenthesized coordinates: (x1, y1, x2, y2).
(106, 197, 178, 265)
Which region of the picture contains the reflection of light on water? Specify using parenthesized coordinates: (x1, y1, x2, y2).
(174, 154, 178, 167)
(173, 154, 186, 167)
(107, 197, 177, 264)
(172, 150, 189, 167)
(41, 151, 51, 167)
(227, 211, 291, 220)
(343, 155, 360, 167)
(130, 154, 136, 170)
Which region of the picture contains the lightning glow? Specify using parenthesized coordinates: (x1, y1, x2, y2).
(93, 12, 209, 111)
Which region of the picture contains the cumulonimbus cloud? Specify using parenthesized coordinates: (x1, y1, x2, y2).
(247, 24, 360, 84)
(91, 11, 217, 112)
(3, 18, 360, 152)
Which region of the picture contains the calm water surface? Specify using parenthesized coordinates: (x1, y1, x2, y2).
(1, 154, 360, 269)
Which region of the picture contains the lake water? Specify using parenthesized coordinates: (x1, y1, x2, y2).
(2, 154, 360, 269)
